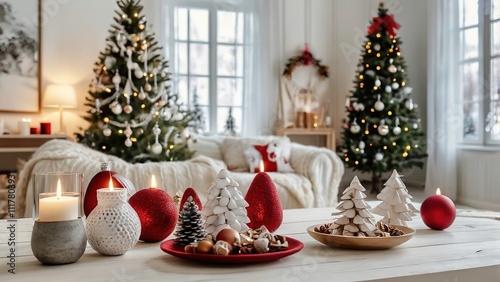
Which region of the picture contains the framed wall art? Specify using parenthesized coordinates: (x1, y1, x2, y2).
(0, 0, 40, 113)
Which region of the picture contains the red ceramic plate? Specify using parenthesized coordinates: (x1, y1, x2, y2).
(160, 237, 303, 264)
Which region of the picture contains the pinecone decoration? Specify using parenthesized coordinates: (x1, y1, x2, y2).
(174, 196, 206, 246)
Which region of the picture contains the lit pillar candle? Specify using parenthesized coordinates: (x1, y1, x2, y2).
(39, 179, 79, 222)
(19, 118, 31, 135)
(259, 160, 265, 172)
(420, 188, 456, 230)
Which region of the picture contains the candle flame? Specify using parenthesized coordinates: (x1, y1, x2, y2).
(436, 188, 441, 195)
(151, 175, 157, 188)
(109, 178, 114, 191)
(56, 179, 62, 199)
(259, 160, 264, 172)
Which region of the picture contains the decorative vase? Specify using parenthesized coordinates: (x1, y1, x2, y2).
(86, 188, 141, 255)
(31, 172, 86, 265)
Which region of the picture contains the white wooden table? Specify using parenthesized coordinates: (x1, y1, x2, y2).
(1, 207, 500, 282)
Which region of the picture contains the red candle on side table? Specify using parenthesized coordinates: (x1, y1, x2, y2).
(40, 122, 51, 134)
(420, 188, 456, 230)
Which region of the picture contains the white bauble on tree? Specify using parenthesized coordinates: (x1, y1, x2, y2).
(103, 128, 112, 137)
(144, 84, 152, 92)
(374, 94, 384, 111)
(125, 139, 132, 147)
(350, 124, 361, 134)
(111, 103, 123, 115)
(375, 152, 384, 161)
(104, 56, 116, 69)
(134, 68, 144, 78)
(378, 120, 389, 135)
(393, 126, 402, 135)
(151, 143, 162, 155)
(388, 65, 397, 73)
(385, 85, 392, 93)
(138, 90, 146, 100)
(123, 105, 133, 114)
(375, 79, 381, 86)
(405, 99, 414, 110)
(112, 73, 121, 85)
(374, 43, 381, 51)
(391, 82, 399, 90)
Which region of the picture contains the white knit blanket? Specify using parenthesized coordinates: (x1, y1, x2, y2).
(17, 140, 224, 217)
(17, 140, 321, 217)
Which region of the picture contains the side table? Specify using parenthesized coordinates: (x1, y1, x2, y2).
(275, 127, 336, 150)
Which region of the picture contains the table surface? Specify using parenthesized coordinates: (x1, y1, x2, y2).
(1, 206, 500, 282)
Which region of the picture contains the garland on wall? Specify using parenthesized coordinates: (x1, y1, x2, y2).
(282, 44, 329, 80)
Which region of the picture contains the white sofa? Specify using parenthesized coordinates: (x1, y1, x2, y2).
(17, 136, 344, 218)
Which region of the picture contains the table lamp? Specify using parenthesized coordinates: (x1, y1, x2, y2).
(43, 84, 77, 134)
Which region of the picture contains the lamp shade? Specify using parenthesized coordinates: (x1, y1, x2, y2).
(43, 84, 78, 108)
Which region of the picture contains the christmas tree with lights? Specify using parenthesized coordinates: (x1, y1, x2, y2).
(76, 0, 194, 163)
(340, 3, 426, 192)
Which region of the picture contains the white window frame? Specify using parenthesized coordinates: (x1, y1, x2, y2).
(460, 0, 500, 145)
(163, 0, 247, 135)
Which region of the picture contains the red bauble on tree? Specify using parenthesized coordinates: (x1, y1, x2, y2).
(129, 176, 178, 242)
(245, 172, 283, 232)
(84, 163, 136, 217)
(179, 187, 202, 211)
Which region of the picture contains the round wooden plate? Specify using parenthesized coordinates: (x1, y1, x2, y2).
(160, 237, 303, 263)
(307, 224, 415, 250)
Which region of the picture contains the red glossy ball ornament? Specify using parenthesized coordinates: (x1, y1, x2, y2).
(420, 188, 456, 230)
(245, 172, 283, 232)
(179, 187, 202, 211)
(129, 176, 178, 242)
(84, 163, 132, 217)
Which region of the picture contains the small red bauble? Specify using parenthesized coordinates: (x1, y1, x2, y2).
(420, 192, 456, 230)
(179, 187, 202, 211)
(129, 188, 178, 242)
(245, 172, 283, 232)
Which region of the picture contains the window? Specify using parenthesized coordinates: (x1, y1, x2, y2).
(460, 0, 500, 144)
(167, 4, 247, 135)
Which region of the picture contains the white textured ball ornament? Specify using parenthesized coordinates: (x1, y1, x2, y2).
(374, 100, 385, 111)
(375, 152, 384, 161)
(112, 103, 123, 115)
(374, 44, 381, 51)
(378, 125, 389, 135)
(144, 84, 152, 92)
(151, 143, 162, 155)
(391, 82, 399, 90)
(413, 123, 419, 129)
(385, 85, 392, 93)
(375, 79, 381, 87)
(103, 128, 112, 137)
(359, 141, 366, 149)
(125, 139, 133, 147)
(393, 126, 402, 135)
(388, 65, 397, 73)
(134, 68, 144, 79)
(138, 91, 146, 100)
(350, 124, 361, 134)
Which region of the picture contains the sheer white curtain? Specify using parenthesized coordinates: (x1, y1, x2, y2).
(163, 0, 267, 136)
(425, 0, 460, 200)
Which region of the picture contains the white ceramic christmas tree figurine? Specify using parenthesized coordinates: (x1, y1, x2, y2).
(331, 176, 377, 237)
(201, 169, 250, 237)
(371, 170, 419, 226)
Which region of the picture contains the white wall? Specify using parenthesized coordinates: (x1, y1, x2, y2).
(0, 0, 428, 185)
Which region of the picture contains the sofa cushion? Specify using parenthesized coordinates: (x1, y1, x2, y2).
(189, 135, 223, 161)
(221, 136, 292, 172)
(244, 141, 294, 173)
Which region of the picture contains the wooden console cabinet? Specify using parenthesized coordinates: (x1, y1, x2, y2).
(0, 135, 67, 171)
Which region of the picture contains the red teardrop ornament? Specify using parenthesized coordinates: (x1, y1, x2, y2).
(179, 187, 202, 211)
(245, 172, 283, 232)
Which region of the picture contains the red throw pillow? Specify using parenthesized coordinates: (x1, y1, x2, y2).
(254, 144, 278, 172)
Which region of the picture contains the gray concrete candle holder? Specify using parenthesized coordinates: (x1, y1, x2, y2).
(31, 218, 87, 265)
